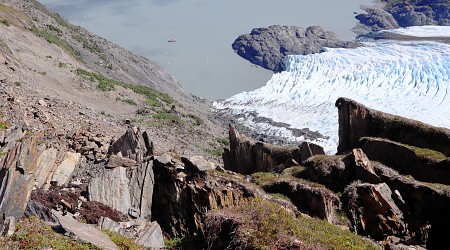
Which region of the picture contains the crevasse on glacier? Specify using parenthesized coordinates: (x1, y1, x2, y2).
(215, 29, 450, 153)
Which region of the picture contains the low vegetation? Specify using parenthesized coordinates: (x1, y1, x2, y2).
(103, 230, 143, 250)
(407, 145, 447, 162)
(0, 18, 10, 26)
(30, 26, 79, 59)
(0, 121, 8, 130)
(75, 68, 174, 107)
(72, 34, 103, 55)
(205, 198, 378, 250)
(0, 216, 100, 250)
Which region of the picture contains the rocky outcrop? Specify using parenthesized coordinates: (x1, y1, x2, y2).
(0, 135, 39, 223)
(224, 125, 324, 174)
(360, 137, 450, 185)
(232, 25, 360, 72)
(356, 1, 449, 32)
(371, 163, 450, 248)
(335, 97, 450, 156)
(262, 178, 340, 223)
(53, 210, 119, 250)
(384, 1, 450, 27)
(151, 153, 298, 239)
(88, 127, 154, 220)
(343, 182, 407, 240)
(98, 217, 165, 249)
(355, 7, 400, 32)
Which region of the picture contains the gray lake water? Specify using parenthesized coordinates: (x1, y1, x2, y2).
(40, 0, 374, 100)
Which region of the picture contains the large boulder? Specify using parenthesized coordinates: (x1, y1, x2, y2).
(232, 25, 360, 72)
(342, 182, 407, 240)
(53, 210, 119, 250)
(98, 217, 165, 249)
(262, 178, 340, 223)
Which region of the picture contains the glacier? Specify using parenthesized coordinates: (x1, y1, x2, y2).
(215, 27, 450, 153)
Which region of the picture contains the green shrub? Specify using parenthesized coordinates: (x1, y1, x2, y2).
(120, 82, 174, 106)
(203, 147, 224, 157)
(187, 114, 203, 126)
(58, 62, 66, 68)
(0, 18, 10, 26)
(72, 34, 103, 54)
(76, 68, 115, 91)
(0, 121, 8, 129)
(153, 110, 180, 122)
(164, 237, 184, 249)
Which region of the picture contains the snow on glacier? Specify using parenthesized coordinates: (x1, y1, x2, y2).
(383, 26, 450, 37)
(215, 39, 450, 153)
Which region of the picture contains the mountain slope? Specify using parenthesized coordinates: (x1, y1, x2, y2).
(215, 27, 450, 152)
(0, 0, 225, 158)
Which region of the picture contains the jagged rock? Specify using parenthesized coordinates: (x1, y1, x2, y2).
(98, 217, 164, 249)
(136, 221, 165, 249)
(106, 154, 137, 169)
(225, 125, 323, 174)
(262, 178, 340, 223)
(53, 210, 119, 250)
(155, 152, 173, 165)
(351, 148, 381, 184)
(33, 147, 58, 188)
(25, 199, 58, 223)
(108, 127, 153, 162)
(0, 216, 15, 236)
(360, 137, 450, 184)
(299, 141, 325, 163)
(343, 182, 407, 240)
(98, 217, 122, 233)
(182, 155, 216, 174)
(0, 136, 39, 223)
(303, 149, 381, 193)
(151, 159, 298, 238)
(335, 97, 450, 156)
(51, 151, 81, 186)
(232, 25, 360, 72)
(89, 128, 154, 219)
(370, 163, 450, 248)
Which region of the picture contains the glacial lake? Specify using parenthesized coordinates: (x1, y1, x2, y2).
(40, 0, 374, 100)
